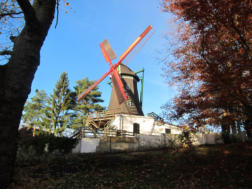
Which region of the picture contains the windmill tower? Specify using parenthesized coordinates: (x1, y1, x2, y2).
(107, 64, 143, 116)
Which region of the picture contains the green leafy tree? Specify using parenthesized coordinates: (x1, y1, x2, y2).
(22, 89, 49, 135)
(72, 77, 104, 129)
(45, 72, 74, 136)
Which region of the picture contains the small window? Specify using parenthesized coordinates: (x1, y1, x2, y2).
(133, 123, 140, 135)
(116, 130, 121, 136)
(165, 129, 171, 134)
(126, 100, 132, 107)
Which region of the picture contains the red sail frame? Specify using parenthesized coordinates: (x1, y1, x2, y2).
(77, 25, 152, 102)
(100, 42, 127, 103)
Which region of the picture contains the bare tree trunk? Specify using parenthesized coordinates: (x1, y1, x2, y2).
(0, 97, 25, 188)
(231, 121, 237, 135)
(221, 123, 231, 144)
(244, 105, 252, 140)
(236, 120, 241, 135)
(0, 1, 56, 188)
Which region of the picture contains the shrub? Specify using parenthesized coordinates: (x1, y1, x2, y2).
(178, 131, 194, 150)
(17, 133, 78, 161)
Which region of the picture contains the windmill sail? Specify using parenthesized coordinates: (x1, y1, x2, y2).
(119, 25, 153, 64)
(122, 28, 155, 65)
(101, 39, 117, 62)
(111, 76, 125, 104)
(77, 25, 153, 103)
(100, 42, 128, 102)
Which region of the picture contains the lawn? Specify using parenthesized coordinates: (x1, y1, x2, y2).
(9, 142, 252, 189)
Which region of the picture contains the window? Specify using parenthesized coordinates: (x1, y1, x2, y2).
(116, 130, 121, 136)
(126, 100, 132, 107)
(165, 129, 171, 134)
(133, 123, 140, 135)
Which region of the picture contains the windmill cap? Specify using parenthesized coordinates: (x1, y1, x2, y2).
(119, 64, 139, 81)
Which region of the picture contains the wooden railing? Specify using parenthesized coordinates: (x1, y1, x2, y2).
(87, 111, 113, 119)
(71, 128, 136, 139)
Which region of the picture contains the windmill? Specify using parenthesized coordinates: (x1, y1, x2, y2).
(77, 25, 153, 116)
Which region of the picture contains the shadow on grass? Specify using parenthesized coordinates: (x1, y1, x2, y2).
(9, 142, 252, 189)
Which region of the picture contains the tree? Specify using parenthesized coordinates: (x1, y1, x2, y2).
(0, 0, 59, 187)
(45, 72, 74, 136)
(72, 77, 104, 129)
(0, 0, 23, 60)
(22, 89, 49, 135)
(161, 0, 252, 140)
(22, 77, 104, 136)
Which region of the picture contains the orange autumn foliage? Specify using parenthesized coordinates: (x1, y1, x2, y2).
(162, 0, 252, 136)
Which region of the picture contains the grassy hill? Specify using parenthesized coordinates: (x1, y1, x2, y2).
(9, 142, 252, 189)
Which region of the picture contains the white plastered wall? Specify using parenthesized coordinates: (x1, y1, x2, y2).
(111, 114, 182, 135)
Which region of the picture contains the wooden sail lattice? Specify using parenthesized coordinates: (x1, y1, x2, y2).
(77, 25, 153, 104)
(122, 28, 155, 65)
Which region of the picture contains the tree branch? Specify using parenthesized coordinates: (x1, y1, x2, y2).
(200, 35, 248, 107)
(0, 11, 23, 18)
(0, 50, 12, 56)
(16, 0, 38, 26)
(230, 22, 251, 52)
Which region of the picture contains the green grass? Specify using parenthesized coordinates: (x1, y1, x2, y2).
(9, 142, 252, 189)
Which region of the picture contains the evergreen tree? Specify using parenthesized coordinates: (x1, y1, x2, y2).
(22, 90, 49, 135)
(46, 72, 74, 136)
(72, 77, 104, 129)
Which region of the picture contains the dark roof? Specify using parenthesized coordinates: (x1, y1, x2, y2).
(119, 64, 139, 81)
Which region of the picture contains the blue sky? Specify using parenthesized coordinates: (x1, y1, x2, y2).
(30, 0, 177, 115)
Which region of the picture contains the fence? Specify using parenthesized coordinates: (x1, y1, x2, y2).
(71, 128, 136, 139)
(72, 133, 225, 153)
